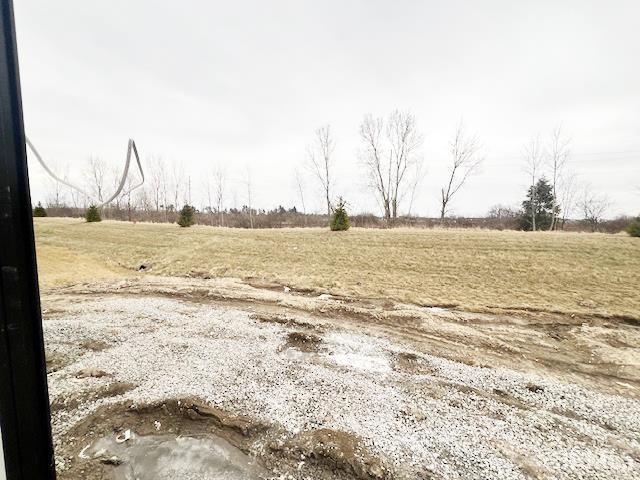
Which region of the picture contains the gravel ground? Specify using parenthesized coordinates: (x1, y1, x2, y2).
(45, 295, 640, 479)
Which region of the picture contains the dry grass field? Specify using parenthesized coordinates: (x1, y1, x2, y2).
(36, 217, 640, 479)
(34, 217, 640, 320)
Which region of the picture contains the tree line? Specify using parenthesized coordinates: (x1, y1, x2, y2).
(37, 110, 633, 232)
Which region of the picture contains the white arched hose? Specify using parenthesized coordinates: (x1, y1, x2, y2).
(25, 136, 145, 208)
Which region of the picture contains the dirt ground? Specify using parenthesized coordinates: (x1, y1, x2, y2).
(42, 275, 640, 480)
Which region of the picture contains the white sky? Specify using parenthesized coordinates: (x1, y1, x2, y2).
(14, 0, 640, 217)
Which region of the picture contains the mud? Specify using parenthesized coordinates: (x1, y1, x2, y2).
(43, 276, 640, 479)
(283, 331, 323, 353)
(270, 428, 392, 479)
(57, 399, 391, 480)
(88, 433, 269, 480)
(49, 275, 640, 397)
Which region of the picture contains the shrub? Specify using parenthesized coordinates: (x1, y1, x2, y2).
(32, 202, 47, 217)
(177, 205, 196, 227)
(85, 205, 102, 222)
(627, 217, 640, 237)
(330, 197, 350, 231)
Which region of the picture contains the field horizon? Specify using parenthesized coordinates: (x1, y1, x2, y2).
(34, 217, 640, 320)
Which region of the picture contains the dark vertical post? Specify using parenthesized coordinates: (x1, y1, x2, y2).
(0, 0, 56, 478)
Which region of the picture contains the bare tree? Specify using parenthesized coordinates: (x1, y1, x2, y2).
(359, 110, 424, 225)
(185, 175, 192, 207)
(214, 166, 226, 226)
(579, 186, 610, 232)
(440, 121, 482, 221)
(171, 161, 185, 212)
(68, 177, 84, 209)
(547, 126, 570, 230)
(45, 162, 67, 208)
(406, 161, 424, 217)
(147, 156, 165, 212)
(86, 156, 106, 206)
(203, 173, 215, 226)
(110, 165, 123, 211)
(204, 166, 226, 226)
(523, 136, 544, 231)
(245, 166, 254, 229)
(294, 167, 307, 223)
(142, 156, 169, 219)
(307, 125, 334, 216)
(558, 170, 579, 229)
(136, 183, 151, 212)
(122, 172, 136, 222)
(360, 115, 389, 220)
(159, 160, 169, 220)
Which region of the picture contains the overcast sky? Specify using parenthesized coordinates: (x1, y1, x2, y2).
(14, 0, 640, 217)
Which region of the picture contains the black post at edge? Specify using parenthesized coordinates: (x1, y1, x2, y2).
(0, 0, 56, 478)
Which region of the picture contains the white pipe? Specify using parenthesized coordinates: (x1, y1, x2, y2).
(25, 137, 145, 208)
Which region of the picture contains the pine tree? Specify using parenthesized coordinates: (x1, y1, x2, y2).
(33, 202, 47, 217)
(330, 197, 350, 231)
(177, 205, 196, 227)
(627, 217, 640, 238)
(520, 178, 555, 231)
(85, 205, 102, 223)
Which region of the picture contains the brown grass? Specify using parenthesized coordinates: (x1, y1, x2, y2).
(35, 244, 126, 288)
(34, 218, 640, 319)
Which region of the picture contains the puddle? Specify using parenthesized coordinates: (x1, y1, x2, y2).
(82, 431, 269, 479)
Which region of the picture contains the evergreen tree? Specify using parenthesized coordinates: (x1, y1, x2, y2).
(85, 205, 102, 222)
(519, 178, 556, 231)
(32, 202, 47, 217)
(330, 197, 350, 231)
(177, 205, 196, 227)
(627, 217, 640, 238)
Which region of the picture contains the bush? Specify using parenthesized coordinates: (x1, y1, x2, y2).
(177, 205, 196, 227)
(32, 202, 47, 217)
(330, 197, 350, 231)
(627, 217, 640, 237)
(85, 205, 101, 222)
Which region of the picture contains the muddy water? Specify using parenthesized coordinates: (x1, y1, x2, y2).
(85, 432, 269, 479)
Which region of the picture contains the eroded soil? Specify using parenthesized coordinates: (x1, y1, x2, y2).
(44, 276, 640, 479)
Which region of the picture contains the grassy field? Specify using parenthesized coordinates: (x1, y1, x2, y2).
(34, 217, 640, 319)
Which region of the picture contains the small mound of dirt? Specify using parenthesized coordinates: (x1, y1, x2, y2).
(285, 331, 323, 353)
(392, 351, 434, 375)
(188, 269, 213, 279)
(526, 383, 545, 393)
(50, 381, 136, 413)
(243, 278, 285, 291)
(179, 398, 267, 437)
(80, 339, 110, 351)
(270, 428, 392, 479)
(250, 312, 318, 330)
(45, 351, 71, 373)
(77, 367, 110, 378)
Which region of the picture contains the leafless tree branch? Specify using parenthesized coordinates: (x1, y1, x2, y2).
(440, 121, 482, 220)
(360, 110, 424, 225)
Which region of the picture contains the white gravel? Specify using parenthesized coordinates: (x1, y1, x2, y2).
(45, 296, 640, 479)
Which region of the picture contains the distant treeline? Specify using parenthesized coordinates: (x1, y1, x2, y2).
(41, 205, 635, 234)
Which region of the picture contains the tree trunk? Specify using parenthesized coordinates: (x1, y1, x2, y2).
(326, 191, 331, 217)
(531, 186, 536, 231)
